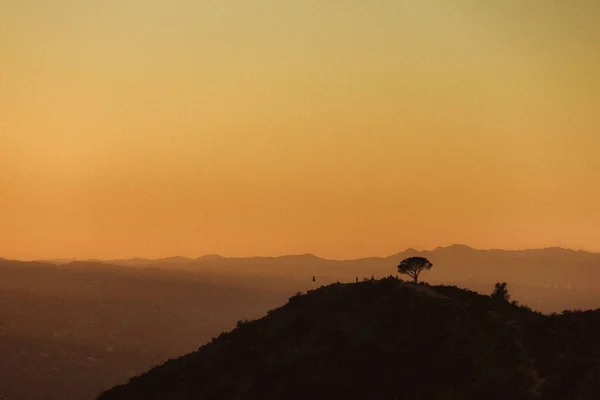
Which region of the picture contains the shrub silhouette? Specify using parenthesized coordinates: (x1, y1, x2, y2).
(491, 282, 510, 302)
(397, 257, 433, 283)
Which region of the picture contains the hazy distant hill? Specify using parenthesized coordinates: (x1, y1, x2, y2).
(42, 245, 600, 312)
(98, 278, 600, 400)
(57, 245, 600, 290)
(0, 259, 302, 400)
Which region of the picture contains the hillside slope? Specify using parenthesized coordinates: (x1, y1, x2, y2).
(98, 278, 600, 399)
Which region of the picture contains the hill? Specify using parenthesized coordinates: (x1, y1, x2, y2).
(98, 278, 600, 400)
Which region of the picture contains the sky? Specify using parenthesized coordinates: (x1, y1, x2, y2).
(1, 1, 599, 260)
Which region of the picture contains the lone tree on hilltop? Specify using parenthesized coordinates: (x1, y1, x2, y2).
(398, 257, 433, 283)
(491, 282, 510, 302)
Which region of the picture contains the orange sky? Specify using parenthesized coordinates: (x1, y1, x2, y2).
(1, 1, 599, 260)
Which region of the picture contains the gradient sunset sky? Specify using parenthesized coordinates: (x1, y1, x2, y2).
(1, 1, 599, 260)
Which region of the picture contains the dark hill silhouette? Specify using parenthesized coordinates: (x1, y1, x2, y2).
(98, 278, 600, 400)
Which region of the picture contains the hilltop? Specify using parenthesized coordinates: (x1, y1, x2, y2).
(98, 278, 600, 400)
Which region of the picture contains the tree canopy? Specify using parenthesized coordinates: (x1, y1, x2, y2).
(397, 257, 433, 283)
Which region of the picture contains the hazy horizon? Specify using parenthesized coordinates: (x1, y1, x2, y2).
(5, 243, 597, 263)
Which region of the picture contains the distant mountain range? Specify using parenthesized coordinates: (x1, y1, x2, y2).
(37, 244, 600, 291)
(3, 244, 599, 313)
(38, 244, 597, 265)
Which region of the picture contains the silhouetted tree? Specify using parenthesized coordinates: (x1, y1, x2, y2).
(397, 257, 433, 283)
(491, 282, 510, 302)
(312, 276, 316, 282)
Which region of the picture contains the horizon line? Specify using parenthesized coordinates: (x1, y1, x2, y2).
(3, 244, 595, 264)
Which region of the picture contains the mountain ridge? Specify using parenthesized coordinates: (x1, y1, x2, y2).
(8, 246, 600, 313)
(31, 244, 597, 265)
